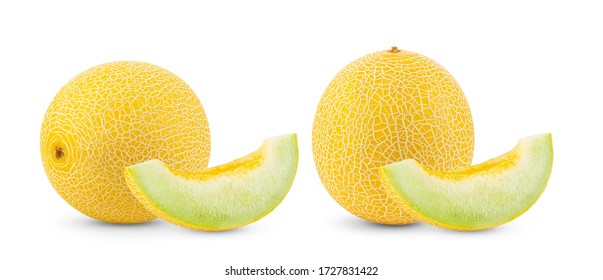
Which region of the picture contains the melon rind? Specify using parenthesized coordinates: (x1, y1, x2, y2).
(124, 134, 298, 231)
(380, 134, 553, 231)
(312, 48, 474, 225)
(40, 61, 211, 224)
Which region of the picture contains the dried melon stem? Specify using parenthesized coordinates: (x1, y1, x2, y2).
(54, 145, 65, 159)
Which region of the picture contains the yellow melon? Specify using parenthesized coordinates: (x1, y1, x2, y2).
(312, 47, 474, 224)
(40, 61, 210, 224)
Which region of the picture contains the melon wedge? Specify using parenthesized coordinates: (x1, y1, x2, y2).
(124, 134, 298, 231)
(380, 134, 553, 231)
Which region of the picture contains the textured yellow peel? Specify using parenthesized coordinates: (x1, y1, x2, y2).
(312, 47, 474, 224)
(40, 61, 211, 224)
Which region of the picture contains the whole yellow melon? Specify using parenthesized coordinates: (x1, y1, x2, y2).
(40, 61, 211, 224)
(312, 47, 474, 224)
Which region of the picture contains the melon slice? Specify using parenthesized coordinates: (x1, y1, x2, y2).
(124, 134, 298, 231)
(380, 134, 553, 231)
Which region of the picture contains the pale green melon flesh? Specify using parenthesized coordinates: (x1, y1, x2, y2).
(125, 134, 298, 230)
(381, 134, 553, 230)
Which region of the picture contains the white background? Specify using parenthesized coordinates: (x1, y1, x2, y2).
(1, 1, 601, 279)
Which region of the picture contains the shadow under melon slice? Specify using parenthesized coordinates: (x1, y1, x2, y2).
(124, 134, 298, 231)
(380, 134, 553, 231)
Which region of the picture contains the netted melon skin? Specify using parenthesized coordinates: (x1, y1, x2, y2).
(40, 61, 210, 223)
(313, 49, 474, 224)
